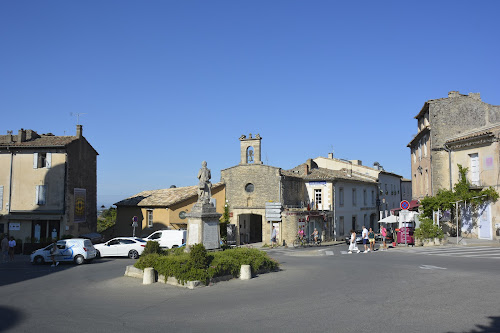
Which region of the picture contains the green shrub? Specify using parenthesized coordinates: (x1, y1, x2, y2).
(189, 243, 208, 269)
(165, 246, 186, 256)
(414, 217, 444, 240)
(134, 253, 161, 270)
(142, 241, 163, 255)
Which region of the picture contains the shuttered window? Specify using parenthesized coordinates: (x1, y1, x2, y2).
(147, 210, 153, 228)
(36, 185, 46, 205)
(33, 152, 52, 169)
(0, 186, 3, 210)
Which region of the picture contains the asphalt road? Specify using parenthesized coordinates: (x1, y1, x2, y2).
(1, 244, 500, 333)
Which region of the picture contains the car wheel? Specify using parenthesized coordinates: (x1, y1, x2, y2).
(74, 255, 85, 265)
(96, 250, 101, 258)
(33, 256, 45, 265)
(128, 250, 139, 259)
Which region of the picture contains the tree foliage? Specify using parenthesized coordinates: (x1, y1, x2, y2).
(97, 206, 116, 233)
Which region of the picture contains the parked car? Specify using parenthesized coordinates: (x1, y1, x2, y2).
(144, 230, 186, 249)
(345, 231, 363, 245)
(31, 238, 97, 265)
(94, 237, 147, 259)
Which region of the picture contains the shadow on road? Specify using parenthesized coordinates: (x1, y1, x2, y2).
(0, 305, 25, 331)
(0, 256, 114, 287)
(448, 316, 500, 333)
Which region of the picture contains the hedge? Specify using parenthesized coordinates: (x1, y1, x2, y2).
(134, 245, 279, 285)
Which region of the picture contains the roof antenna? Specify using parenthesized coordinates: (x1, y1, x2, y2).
(70, 112, 87, 125)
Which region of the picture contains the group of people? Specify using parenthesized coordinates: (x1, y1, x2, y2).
(297, 227, 320, 243)
(1, 234, 17, 262)
(348, 225, 388, 254)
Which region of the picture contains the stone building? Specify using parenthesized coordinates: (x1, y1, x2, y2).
(114, 183, 225, 238)
(0, 126, 98, 243)
(408, 91, 500, 239)
(408, 91, 500, 199)
(221, 135, 380, 246)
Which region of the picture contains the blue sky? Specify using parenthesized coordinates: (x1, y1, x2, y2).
(1, 1, 499, 207)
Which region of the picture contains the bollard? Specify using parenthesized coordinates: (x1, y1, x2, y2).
(240, 264, 251, 280)
(143, 267, 155, 285)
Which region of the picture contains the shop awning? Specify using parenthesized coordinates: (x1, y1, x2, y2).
(378, 215, 398, 224)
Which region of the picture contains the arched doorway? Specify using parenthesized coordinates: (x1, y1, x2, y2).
(238, 214, 262, 244)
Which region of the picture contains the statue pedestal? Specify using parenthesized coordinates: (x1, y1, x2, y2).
(186, 202, 222, 250)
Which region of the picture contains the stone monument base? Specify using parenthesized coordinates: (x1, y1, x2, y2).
(186, 202, 222, 250)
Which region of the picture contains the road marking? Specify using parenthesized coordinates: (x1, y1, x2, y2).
(325, 251, 334, 256)
(419, 265, 447, 270)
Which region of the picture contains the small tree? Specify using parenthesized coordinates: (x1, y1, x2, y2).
(414, 217, 444, 240)
(219, 202, 230, 242)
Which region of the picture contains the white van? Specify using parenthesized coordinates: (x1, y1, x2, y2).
(30, 238, 97, 265)
(144, 230, 187, 249)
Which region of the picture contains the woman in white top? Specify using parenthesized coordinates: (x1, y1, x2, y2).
(348, 230, 360, 254)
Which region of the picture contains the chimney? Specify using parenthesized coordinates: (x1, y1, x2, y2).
(469, 92, 481, 101)
(448, 91, 460, 98)
(18, 129, 26, 142)
(304, 164, 309, 175)
(6, 130, 13, 143)
(328, 153, 333, 159)
(76, 125, 83, 138)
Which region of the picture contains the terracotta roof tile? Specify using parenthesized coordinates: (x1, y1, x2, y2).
(0, 135, 77, 147)
(115, 182, 224, 207)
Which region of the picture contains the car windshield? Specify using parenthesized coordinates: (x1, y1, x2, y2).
(134, 238, 146, 243)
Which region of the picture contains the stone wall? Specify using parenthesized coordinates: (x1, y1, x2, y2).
(221, 164, 281, 209)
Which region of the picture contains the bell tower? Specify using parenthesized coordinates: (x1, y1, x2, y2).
(239, 134, 262, 165)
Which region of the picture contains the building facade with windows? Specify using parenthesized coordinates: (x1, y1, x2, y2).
(0, 126, 97, 243)
(408, 91, 500, 239)
(444, 125, 500, 239)
(408, 91, 500, 199)
(314, 155, 409, 218)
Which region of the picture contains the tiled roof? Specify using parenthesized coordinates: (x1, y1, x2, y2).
(281, 165, 377, 183)
(115, 182, 224, 207)
(0, 135, 78, 147)
(445, 131, 494, 144)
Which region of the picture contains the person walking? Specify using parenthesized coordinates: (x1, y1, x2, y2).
(380, 224, 388, 251)
(348, 230, 360, 254)
(50, 242, 59, 267)
(8, 236, 16, 261)
(1, 235, 9, 263)
(271, 226, 277, 248)
(362, 226, 369, 253)
(368, 227, 375, 252)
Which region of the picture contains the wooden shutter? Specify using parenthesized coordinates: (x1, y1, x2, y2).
(46, 153, 52, 168)
(36, 185, 46, 205)
(33, 153, 39, 168)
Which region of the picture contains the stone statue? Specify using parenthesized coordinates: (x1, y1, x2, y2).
(197, 161, 212, 204)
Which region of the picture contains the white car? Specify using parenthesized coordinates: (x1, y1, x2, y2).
(31, 238, 97, 265)
(94, 237, 147, 259)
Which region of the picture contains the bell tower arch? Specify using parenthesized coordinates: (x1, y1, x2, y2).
(239, 134, 263, 165)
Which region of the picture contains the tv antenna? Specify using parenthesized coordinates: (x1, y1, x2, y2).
(70, 112, 87, 125)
